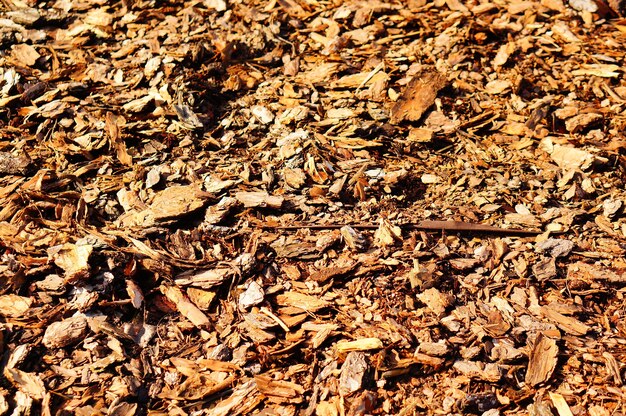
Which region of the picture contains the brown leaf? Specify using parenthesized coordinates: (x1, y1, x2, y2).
(125, 280, 144, 309)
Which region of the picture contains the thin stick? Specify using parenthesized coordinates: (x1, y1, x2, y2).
(262, 220, 547, 235)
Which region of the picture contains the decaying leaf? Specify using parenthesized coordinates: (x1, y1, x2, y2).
(125, 280, 144, 309)
(105, 112, 131, 166)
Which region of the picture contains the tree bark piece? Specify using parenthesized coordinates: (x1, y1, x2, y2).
(390, 70, 447, 124)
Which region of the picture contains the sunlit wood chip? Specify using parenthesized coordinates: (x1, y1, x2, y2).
(0, 295, 32, 317)
(275, 291, 330, 312)
(336, 338, 383, 353)
(235, 191, 284, 208)
(339, 352, 369, 397)
(4, 368, 46, 400)
(47, 242, 93, 283)
(161, 285, 210, 328)
(390, 69, 446, 124)
(549, 392, 574, 416)
(525, 333, 558, 386)
(43, 315, 88, 348)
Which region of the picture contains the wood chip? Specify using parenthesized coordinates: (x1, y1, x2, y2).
(160, 285, 210, 328)
(339, 352, 370, 396)
(525, 333, 559, 386)
(540, 306, 590, 335)
(5, 0, 626, 412)
(390, 70, 446, 124)
(336, 338, 384, 353)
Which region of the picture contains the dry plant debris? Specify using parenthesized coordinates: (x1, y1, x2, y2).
(1, 0, 626, 414)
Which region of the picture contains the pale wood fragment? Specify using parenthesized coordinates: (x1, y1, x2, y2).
(336, 338, 383, 353)
(540, 306, 589, 335)
(160, 285, 210, 328)
(339, 352, 369, 396)
(275, 291, 330, 312)
(42, 315, 88, 348)
(525, 333, 558, 386)
(549, 392, 574, 416)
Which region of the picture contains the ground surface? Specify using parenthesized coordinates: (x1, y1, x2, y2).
(1, 0, 626, 414)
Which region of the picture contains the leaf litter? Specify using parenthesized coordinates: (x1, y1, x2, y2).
(1, 0, 626, 414)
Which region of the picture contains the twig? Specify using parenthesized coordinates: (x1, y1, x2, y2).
(262, 220, 549, 235)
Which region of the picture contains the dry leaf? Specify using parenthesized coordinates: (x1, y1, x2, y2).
(105, 112, 131, 166)
(126, 280, 144, 309)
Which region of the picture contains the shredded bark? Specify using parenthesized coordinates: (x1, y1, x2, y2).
(1, 0, 626, 414)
